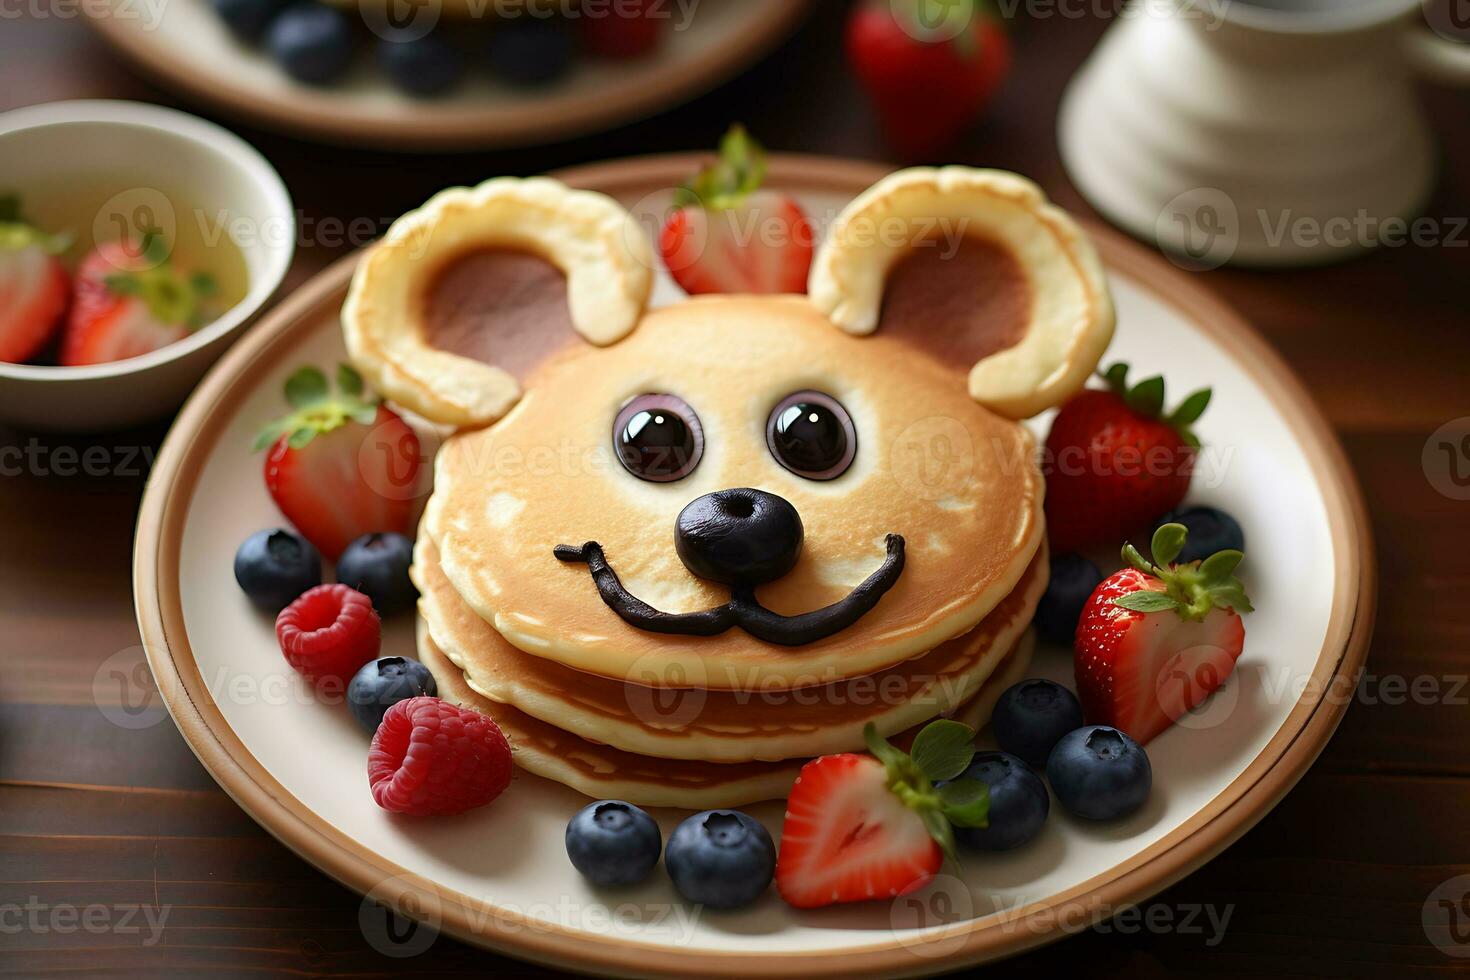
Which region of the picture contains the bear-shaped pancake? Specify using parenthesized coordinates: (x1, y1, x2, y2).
(344, 168, 1114, 693)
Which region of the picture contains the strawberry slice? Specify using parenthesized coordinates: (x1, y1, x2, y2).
(776, 720, 990, 909)
(254, 364, 422, 561)
(60, 231, 217, 367)
(1075, 523, 1253, 746)
(0, 196, 71, 364)
(658, 125, 814, 296)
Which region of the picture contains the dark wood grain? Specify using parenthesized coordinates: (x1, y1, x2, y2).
(2, 2, 1467, 976)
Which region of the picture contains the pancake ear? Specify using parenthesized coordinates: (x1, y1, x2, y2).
(809, 168, 1115, 419)
(343, 177, 654, 428)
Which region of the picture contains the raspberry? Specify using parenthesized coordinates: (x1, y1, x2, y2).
(275, 584, 380, 682)
(368, 697, 513, 816)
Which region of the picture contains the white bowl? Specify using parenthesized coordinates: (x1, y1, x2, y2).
(0, 100, 294, 431)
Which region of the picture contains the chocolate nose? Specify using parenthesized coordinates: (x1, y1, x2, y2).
(675, 488, 804, 587)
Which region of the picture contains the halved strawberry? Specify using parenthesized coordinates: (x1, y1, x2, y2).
(776, 720, 990, 909)
(658, 125, 814, 296)
(254, 364, 422, 561)
(60, 232, 217, 367)
(1075, 523, 1253, 746)
(0, 196, 71, 364)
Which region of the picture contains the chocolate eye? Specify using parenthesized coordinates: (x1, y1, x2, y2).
(767, 390, 857, 481)
(613, 394, 704, 483)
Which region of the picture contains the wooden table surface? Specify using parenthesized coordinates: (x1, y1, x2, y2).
(3, 3, 1468, 976)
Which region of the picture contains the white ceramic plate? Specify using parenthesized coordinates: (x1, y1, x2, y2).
(134, 155, 1374, 977)
(85, 0, 812, 150)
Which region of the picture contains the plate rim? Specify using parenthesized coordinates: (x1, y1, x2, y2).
(133, 153, 1377, 978)
(83, 0, 814, 151)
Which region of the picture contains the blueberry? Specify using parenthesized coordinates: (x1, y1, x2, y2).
(1161, 506, 1245, 563)
(1034, 553, 1104, 645)
(488, 17, 573, 87)
(675, 489, 804, 586)
(943, 752, 1049, 851)
(347, 657, 436, 733)
(1047, 726, 1152, 821)
(267, 2, 354, 85)
(234, 528, 321, 612)
(212, 0, 291, 43)
(565, 800, 662, 887)
(377, 28, 465, 97)
(992, 679, 1085, 768)
(664, 810, 775, 909)
(336, 533, 417, 615)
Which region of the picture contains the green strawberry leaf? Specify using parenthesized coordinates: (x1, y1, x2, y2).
(863, 723, 910, 773)
(285, 367, 329, 409)
(1169, 388, 1212, 427)
(1208, 583, 1255, 615)
(1150, 523, 1188, 567)
(1119, 524, 1255, 622)
(139, 229, 171, 267)
(337, 363, 365, 398)
(190, 272, 218, 297)
(1198, 549, 1243, 583)
(937, 778, 990, 829)
(919, 807, 959, 866)
(1122, 542, 1155, 576)
(1124, 375, 1165, 417)
(910, 719, 978, 783)
(103, 274, 141, 296)
(673, 124, 769, 211)
(254, 362, 382, 453)
(1101, 362, 1129, 392)
(1113, 591, 1180, 613)
(251, 421, 289, 453)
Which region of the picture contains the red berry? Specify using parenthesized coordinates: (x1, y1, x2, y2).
(1044, 364, 1210, 553)
(368, 697, 513, 816)
(0, 241, 69, 364)
(846, 2, 1012, 159)
(776, 752, 942, 908)
(582, 0, 663, 59)
(255, 364, 422, 561)
(1074, 525, 1252, 745)
(61, 234, 214, 367)
(275, 583, 380, 682)
(657, 126, 814, 296)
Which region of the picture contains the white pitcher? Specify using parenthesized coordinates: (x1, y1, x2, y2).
(1059, 0, 1470, 267)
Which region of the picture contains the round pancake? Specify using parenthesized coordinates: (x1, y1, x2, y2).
(415, 529, 1046, 762)
(428, 295, 1045, 690)
(419, 622, 1036, 809)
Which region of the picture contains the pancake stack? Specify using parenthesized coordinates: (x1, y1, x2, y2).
(408, 299, 1051, 809)
(339, 171, 1119, 810)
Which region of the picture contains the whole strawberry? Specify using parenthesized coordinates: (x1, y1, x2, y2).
(775, 720, 990, 909)
(1075, 523, 1253, 746)
(0, 196, 70, 365)
(254, 364, 422, 561)
(582, 0, 663, 59)
(62, 231, 217, 367)
(1044, 363, 1211, 554)
(846, 0, 1012, 160)
(658, 125, 814, 296)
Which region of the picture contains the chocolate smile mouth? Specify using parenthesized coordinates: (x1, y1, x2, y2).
(552, 535, 906, 647)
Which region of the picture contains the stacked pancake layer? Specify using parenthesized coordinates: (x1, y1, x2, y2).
(412, 521, 1047, 808)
